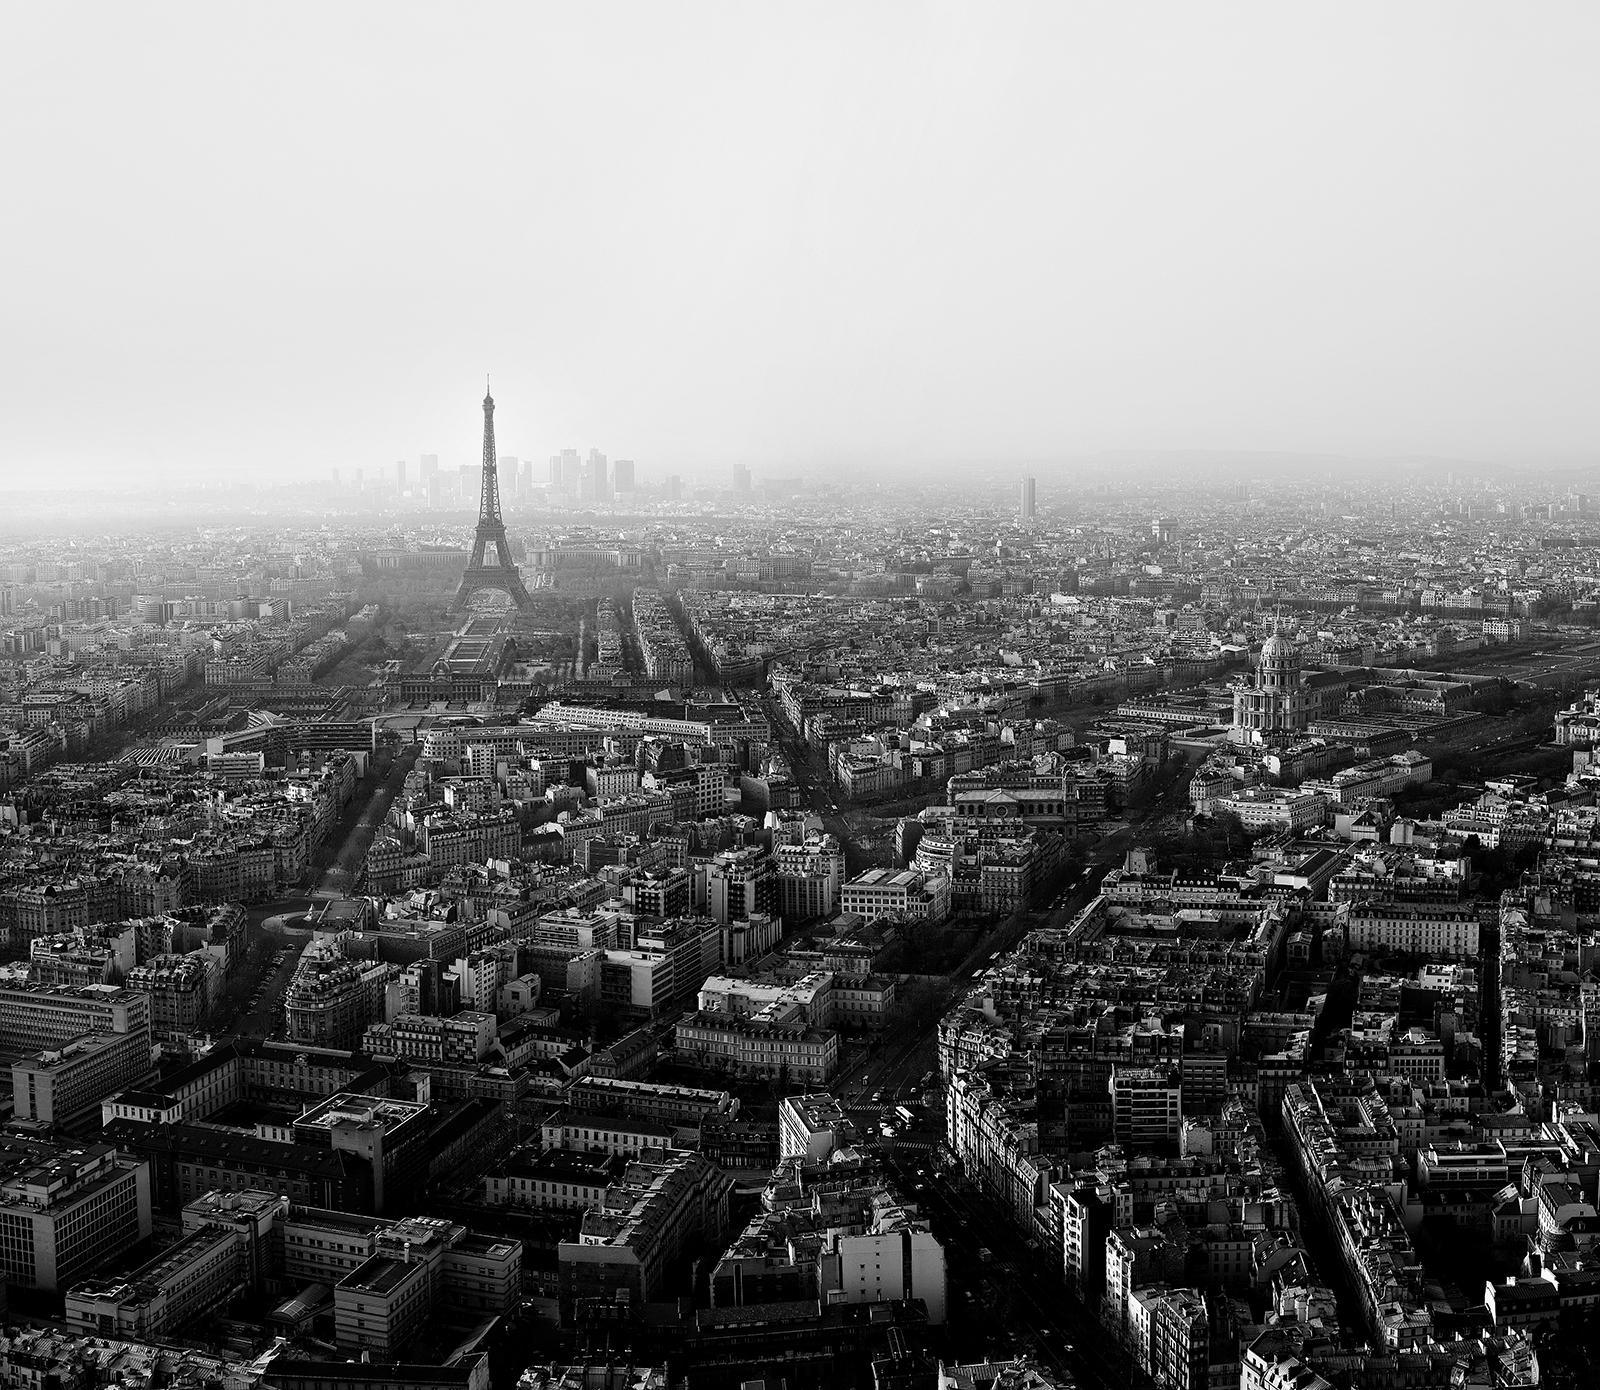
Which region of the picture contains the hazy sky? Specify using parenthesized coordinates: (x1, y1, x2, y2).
(4, 2, 1597, 487)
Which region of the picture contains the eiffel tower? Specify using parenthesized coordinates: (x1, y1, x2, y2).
(453, 381, 533, 611)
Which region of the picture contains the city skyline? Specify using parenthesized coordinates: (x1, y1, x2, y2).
(0, 439, 1596, 1384)
(3, 7, 1600, 1383)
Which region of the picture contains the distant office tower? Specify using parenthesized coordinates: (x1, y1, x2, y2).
(613, 459, 635, 493)
(331, 468, 340, 486)
(1018, 475, 1037, 520)
(501, 457, 518, 501)
(354, 467, 364, 490)
(666, 475, 683, 501)
(519, 459, 534, 498)
(548, 456, 564, 488)
(395, 460, 406, 491)
(582, 450, 609, 503)
(420, 454, 439, 485)
(559, 448, 582, 497)
(732, 464, 752, 492)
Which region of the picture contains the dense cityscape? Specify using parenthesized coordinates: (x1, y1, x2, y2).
(1, 384, 1600, 1390)
(9, 2, 1599, 1387)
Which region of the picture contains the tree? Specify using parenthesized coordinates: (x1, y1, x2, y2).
(1214, 810, 1249, 858)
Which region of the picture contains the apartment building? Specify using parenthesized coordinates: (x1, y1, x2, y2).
(833, 1212, 948, 1322)
(284, 951, 396, 1048)
(68, 1189, 518, 1357)
(779, 1093, 858, 1163)
(1213, 787, 1329, 835)
(0, 1136, 152, 1290)
(362, 1011, 497, 1066)
(711, 1147, 946, 1323)
(1341, 902, 1481, 960)
(66, 1223, 250, 1340)
(483, 1147, 626, 1211)
(839, 868, 951, 924)
(14, 1027, 157, 1131)
(674, 1012, 839, 1085)
(1109, 1066, 1184, 1152)
(107, 1091, 430, 1217)
(1281, 1077, 1430, 1349)
(101, 1036, 387, 1128)
(705, 847, 777, 925)
(774, 834, 846, 921)
(125, 951, 219, 1036)
(697, 970, 835, 1029)
(565, 1076, 736, 1127)
(0, 981, 151, 1052)
(830, 975, 898, 1033)
(538, 1110, 681, 1159)
(557, 1148, 733, 1323)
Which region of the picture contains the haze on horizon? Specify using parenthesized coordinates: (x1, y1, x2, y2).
(3, 2, 1597, 490)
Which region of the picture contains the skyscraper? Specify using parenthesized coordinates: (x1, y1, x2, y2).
(559, 449, 582, 497)
(501, 457, 518, 503)
(395, 460, 407, 492)
(582, 450, 609, 503)
(613, 459, 636, 493)
(420, 454, 439, 486)
(1018, 476, 1037, 521)
(732, 464, 752, 493)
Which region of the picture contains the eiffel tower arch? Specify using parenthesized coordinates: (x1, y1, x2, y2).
(454, 384, 534, 612)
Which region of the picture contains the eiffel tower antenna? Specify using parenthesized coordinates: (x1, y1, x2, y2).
(452, 383, 533, 612)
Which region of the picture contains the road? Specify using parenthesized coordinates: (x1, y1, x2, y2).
(762, 696, 893, 875)
(1480, 907, 1503, 1092)
(832, 814, 1158, 1105)
(235, 935, 306, 1038)
(317, 743, 420, 896)
(885, 1149, 1148, 1390)
(831, 858, 1117, 1108)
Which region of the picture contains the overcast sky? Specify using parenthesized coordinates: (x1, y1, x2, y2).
(3, 2, 1597, 487)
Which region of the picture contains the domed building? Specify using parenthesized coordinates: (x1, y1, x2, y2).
(1232, 623, 1316, 745)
